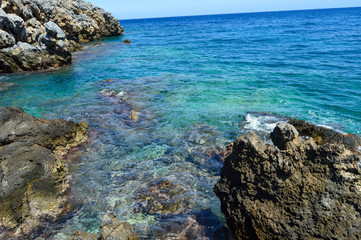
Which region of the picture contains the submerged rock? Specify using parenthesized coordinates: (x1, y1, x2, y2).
(70, 214, 138, 240)
(122, 38, 131, 43)
(152, 209, 231, 240)
(134, 178, 191, 215)
(100, 213, 138, 240)
(0, 107, 88, 239)
(289, 118, 361, 151)
(214, 121, 361, 240)
(0, 81, 16, 91)
(0, 0, 123, 73)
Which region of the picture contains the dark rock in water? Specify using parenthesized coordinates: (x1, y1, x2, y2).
(214, 121, 361, 240)
(72, 230, 99, 240)
(122, 38, 131, 43)
(270, 122, 299, 150)
(0, 81, 16, 91)
(0, 107, 88, 239)
(153, 209, 232, 240)
(134, 178, 191, 215)
(0, 0, 123, 73)
(289, 118, 361, 151)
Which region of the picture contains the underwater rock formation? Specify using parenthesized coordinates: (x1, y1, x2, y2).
(0, 107, 88, 239)
(214, 121, 361, 239)
(0, 0, 123, 73)
(72, 213, 138, 240)
(134, 178, 191, 215)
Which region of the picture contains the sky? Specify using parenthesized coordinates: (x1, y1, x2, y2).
(87, 0, 361, 20)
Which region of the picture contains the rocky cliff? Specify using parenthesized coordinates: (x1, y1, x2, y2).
(214, 121, 361, 239)
(0, 107, 88, 239)
(0, 0, 123, 73)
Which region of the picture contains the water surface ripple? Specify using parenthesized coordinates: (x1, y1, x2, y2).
(0, 7, 361, 239)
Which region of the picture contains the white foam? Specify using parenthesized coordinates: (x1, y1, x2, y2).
(244, 113, 283, 133)
(116, 91, 127, 99)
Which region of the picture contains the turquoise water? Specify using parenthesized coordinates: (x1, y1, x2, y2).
(1, 7, 361, 239)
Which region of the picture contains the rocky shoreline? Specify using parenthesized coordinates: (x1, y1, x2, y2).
(0, 0, 123, 73)
(215, 120, 361, 239)
(0, 107, 88, 239)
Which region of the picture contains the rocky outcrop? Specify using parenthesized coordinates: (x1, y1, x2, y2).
(214, 121, 361, 239)
(0, 0, 123, 73)
(0, 107, 88, 239)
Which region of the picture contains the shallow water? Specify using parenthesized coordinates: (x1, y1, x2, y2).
(0, 7, 361, 239)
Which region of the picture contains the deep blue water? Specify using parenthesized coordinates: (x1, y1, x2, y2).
(0, 7, 361, 239)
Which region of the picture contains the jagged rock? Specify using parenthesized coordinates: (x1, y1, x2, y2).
(0, 40, 71, 72)
(122, 38, 131, 43)
(0, 0, 123, 73)
(270, 122, 299, 150)
(214, 121, 361, 240)
(0, 29, 15, 48)
(0, 13, 25, 40)
(289, 118, 361, 151)
(22, 17, 46, 43)
(0, 107, 88, 239)
(44, 20, 66, 39)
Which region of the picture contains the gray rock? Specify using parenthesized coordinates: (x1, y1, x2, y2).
(0, 0, 123, 73)
(44, 20, 66, 39)
(270, 122, 299, 150)
(0, 29, 16, 48)
(0, 13, 24, 40)
(22, 17, 46, 43)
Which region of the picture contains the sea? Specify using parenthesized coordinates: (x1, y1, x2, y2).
(0, 7, 360, 239)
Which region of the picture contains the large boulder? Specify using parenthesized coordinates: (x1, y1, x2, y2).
(0, 0, 123, 73)
(0, 107, 88, 239)
(214, 121, 361, 240)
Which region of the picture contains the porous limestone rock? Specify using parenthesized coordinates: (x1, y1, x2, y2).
(0, 107, 88, 239)
(214, 121, 361, 240)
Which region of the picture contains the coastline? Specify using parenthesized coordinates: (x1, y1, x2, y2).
(1, 4, 361, 240)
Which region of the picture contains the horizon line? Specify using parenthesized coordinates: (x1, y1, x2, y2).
(118, 6, 361, 21)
